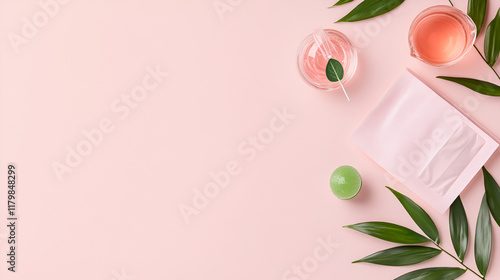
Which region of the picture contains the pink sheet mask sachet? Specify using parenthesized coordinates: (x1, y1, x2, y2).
(351, 70, 499, 213)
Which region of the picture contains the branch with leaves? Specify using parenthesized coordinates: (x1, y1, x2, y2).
(329, 0, 500, 96)
(345, 167, 500, 279)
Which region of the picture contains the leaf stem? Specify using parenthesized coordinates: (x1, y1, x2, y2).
(433, 242, 485, 279)
(448, 0, 454, 6)
(473, 45, 500, 80)
(328, 60, 351, 102)
(338, 80, 351, 102)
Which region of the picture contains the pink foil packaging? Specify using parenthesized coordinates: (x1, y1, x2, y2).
(351, 70, 498, 213)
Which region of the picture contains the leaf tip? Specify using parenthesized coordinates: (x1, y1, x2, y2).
(386, 186, 399, 196)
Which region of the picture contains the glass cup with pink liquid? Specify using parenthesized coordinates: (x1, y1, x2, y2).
(297, 28, 358, 98)
(409, 5, 477, 67)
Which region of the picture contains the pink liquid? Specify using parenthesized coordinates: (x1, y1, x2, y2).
(412, 13, 467, 65)
(301, 35, 352, 88)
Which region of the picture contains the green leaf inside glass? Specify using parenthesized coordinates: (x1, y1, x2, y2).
(326, 58, 344, 82)
(325, 58, 351, 101)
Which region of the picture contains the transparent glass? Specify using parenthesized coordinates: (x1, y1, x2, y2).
(409, 5, 476, 67)
(297, 29, 358, 90)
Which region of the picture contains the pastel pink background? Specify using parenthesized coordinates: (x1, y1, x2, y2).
(1, 0, 500, 279)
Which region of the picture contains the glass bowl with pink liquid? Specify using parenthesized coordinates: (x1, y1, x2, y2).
(297, 29, 357, 90)
(409, 5, 476, 67)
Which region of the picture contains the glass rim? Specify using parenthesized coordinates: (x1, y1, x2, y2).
(296, 29, 357, 90)
(408, 5, 477, 67)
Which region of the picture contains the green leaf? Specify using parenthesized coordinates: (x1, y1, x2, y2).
(483, 167, 500, 227)
(336, 0, 404, 22)
(394, 267, 466, 280)
(328, 0, 354, 8)
(325, 58, 351, 101)
(387, 187, 440, 244)
(449, 197, 469, 261)
(353, 246, 440, 266)
(475, 194, 492, 276)
(467, 0, 487, 34)
(326, 58, 344, 82)
(344, 222, 430, 244)
(485, 8, 500, 66)
(437, 76, 500, 96)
